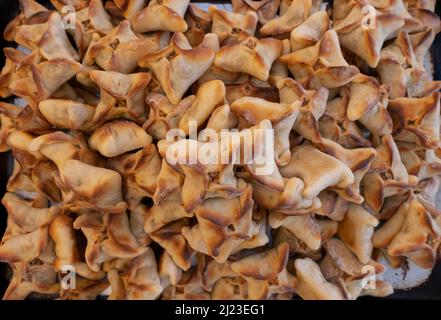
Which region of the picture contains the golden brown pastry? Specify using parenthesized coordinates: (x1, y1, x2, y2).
(90, 70, 151, 124)
(333, 2, 405, 67)
(214, 35, 282, 81)
(89, 120, 152, 157)
(140, 33, 215, 104)
(0, 0, 440, 301)
(209, 5, 258, 43)
(131, 0, 190, 33)
(87, 21, 159, 74)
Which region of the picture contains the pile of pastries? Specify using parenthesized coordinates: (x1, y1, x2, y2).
(0, 0, 440, 300)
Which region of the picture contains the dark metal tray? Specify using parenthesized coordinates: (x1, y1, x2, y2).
(0, 0, 440, 299)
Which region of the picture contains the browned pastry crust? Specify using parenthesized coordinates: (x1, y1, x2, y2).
(0, 0, 440, 301)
